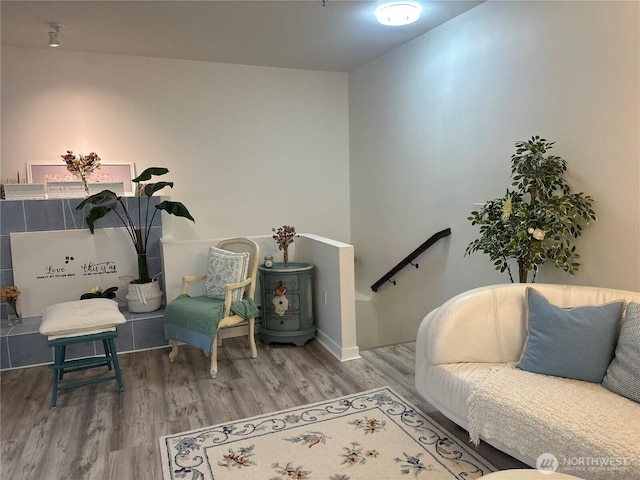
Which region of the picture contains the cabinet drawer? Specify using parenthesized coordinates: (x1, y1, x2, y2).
(264, 277, 301, 293)
(300, 314, 314, 330)
(264, 293, 300, 313)
(266, 314, 301, 332)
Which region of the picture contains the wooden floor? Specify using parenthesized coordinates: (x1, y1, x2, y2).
(1, 337, 526, 479)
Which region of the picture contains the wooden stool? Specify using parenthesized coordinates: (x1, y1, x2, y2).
(40, 299, 126, 407)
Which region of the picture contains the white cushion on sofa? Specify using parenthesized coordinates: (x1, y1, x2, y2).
(423, 362, 504, 428)
(468, 366, 640, 480)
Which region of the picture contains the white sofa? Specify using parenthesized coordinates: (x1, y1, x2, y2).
(415, 283, 640, 474)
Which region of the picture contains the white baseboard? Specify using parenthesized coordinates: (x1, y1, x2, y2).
(215, 323, 361, 362)
(315, 328, 360, 362)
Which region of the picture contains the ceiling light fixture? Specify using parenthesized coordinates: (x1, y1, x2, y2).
(48, 24, 62, 47)
(375, 2, 422, 26)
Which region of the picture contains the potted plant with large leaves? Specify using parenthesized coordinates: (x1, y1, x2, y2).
(77, 167, 194, 312)
(465, 136, 597, 283)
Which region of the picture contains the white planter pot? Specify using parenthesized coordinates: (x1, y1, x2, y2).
(126, 280, 163, 313)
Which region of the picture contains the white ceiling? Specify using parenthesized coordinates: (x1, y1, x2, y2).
(1, 1, 481, 72)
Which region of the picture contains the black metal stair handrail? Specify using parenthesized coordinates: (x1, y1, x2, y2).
(370, 228, 451, 292)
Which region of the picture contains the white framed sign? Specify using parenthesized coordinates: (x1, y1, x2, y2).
(10, 228, 138, 318)
(45, 181, 126, 198)
(89, 182, 125, 196)
(27, 163, 136, 194)
(47, 181, 85, 198)
(3, 183, 46, 200)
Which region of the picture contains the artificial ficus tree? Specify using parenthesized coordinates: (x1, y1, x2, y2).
(465, 136, 597, 283)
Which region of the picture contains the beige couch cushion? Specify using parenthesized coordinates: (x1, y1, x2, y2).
(424, 362, 504, 428)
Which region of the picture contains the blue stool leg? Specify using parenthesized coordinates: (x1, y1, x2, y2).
(58, 345, 66, 380)
(102, 339, 113, 371)
(52, 345, 62, 407)
(108, 338, 124, 392)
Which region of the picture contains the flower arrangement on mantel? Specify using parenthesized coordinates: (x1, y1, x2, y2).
(465, 136, 597, 283)
(60, 150, 102, 196)
(272, 225, 299, 267)
(1, 285, 20, 317)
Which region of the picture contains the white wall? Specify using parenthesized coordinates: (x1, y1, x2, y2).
(349, 1, 640, 346)
(1, 47, 351, 243)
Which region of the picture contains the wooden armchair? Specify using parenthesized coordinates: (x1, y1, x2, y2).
(164, 237, 260, 378)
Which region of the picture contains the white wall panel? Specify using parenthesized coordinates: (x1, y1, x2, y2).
(349, 1, 640, 346)
(1, 48, 351, 243)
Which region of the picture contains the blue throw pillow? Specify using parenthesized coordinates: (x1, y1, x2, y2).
(517, 288, 624, 383)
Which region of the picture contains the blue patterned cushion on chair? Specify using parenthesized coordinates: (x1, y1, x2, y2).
(204, 247, 250, 302)
(603, 302, 640, 403)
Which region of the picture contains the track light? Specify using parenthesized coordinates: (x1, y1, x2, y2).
(48, 31, 59, 47)
(48, 24, 61, 47)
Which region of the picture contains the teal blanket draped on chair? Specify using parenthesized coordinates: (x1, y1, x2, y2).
(164, 294, 259, 356)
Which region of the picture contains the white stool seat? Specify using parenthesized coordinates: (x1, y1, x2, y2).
(40, 299, 126, 339)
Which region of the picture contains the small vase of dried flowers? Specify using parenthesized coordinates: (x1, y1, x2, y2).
(60, 150, 101, 196)
(272, 225, 299, 267)
(1, 285, 21, 324)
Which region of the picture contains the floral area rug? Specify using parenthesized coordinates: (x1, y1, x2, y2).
(158, 387, 495, 480)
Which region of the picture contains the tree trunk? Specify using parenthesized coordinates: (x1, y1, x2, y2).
(518, 261, 529, 283)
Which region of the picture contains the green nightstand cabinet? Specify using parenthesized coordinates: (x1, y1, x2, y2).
(258, 262, 315, 346)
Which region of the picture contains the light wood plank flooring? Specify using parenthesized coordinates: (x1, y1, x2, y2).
(1, 338, 526, 479)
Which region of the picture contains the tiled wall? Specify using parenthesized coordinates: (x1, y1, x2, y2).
(0, 307, 167, 370)
(0, 196, 165, 370)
